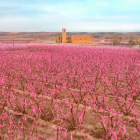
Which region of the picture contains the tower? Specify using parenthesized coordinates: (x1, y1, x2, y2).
(62, 28, 66, 43)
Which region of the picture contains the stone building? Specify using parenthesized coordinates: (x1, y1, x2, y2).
(71, 35, 93, 44)
(56, 28, 97, 45)
(56, 36, 62, 43)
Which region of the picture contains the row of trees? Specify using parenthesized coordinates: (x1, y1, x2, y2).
(112, 35, 140, 46)
(0, 45, 140, 139)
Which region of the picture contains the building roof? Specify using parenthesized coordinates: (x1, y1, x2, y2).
(66, 36, 71, 39)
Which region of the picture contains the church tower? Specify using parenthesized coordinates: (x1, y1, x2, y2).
(62, 28, 66, 43)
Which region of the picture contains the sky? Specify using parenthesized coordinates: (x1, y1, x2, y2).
(0, 0, 140, 32)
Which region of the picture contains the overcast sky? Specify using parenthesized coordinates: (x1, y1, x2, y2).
(0, 0, 140, 32)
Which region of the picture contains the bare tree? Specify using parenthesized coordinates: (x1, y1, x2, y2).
(112, 35, 120, 45)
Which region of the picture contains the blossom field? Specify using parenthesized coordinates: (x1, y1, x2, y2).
(0, 44, 140, 140)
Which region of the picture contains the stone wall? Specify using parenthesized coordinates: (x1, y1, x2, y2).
(66, 36, 72, 43)
(71, 35, 93, 44)
(56, 36, 62, 43)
